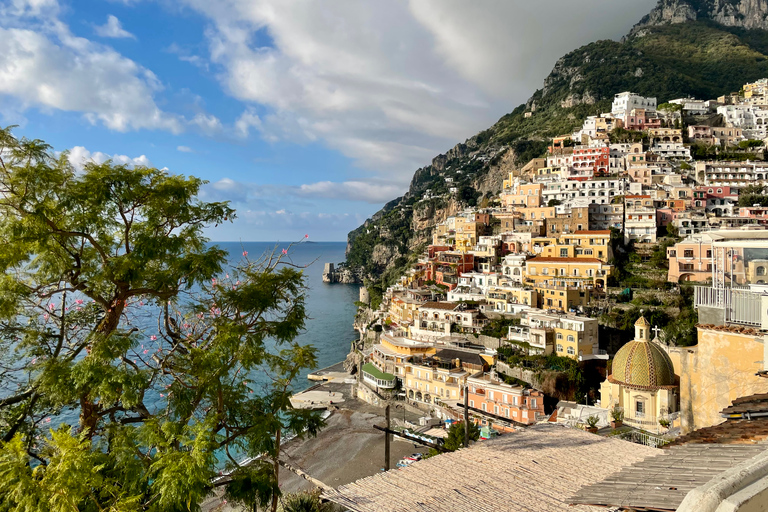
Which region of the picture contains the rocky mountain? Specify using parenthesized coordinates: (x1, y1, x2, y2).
(344, 0, 768, 304)
(630, 0, 768, 35)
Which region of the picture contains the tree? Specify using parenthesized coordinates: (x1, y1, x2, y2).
(0, 127, 324, 512)
(424, 421, 480, 458)
(547, 199, 562, 207)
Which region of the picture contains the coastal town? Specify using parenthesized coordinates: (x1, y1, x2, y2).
(313, 79, 768, 510)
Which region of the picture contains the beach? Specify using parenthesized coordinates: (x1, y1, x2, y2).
(203, 371, 428, 511)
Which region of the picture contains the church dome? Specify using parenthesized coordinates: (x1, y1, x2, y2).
(610, 316, 675, 389)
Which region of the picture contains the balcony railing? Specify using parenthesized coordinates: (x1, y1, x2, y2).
(694, 286, 762, 327)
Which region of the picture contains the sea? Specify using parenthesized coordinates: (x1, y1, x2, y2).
(29, 241, 359, 430)
(224, 241, 360, 382)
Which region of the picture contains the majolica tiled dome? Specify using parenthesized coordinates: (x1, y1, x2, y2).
(611, 317, 675, 389)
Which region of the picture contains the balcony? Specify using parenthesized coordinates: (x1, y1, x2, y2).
(694, 286, 762, 327)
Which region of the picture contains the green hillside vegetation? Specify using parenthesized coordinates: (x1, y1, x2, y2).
(346, 19, 768, 291)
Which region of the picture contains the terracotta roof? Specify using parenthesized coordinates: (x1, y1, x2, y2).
(573, 230, 611, 235)
(420, 302, 458, 311)
(323, 424, 658, 512)
(667, 394, 768, 447)
(696, 324, 763, 336)
(527, 256, 603, 264)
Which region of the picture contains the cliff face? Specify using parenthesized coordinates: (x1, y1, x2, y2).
(344, 0, 768, 291)
(630, 0, 768, 36)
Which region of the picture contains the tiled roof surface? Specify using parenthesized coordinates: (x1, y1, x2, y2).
(573, 230, 611, 235)
(421, 302, 458, 311)
(527, 256, 603, 264)
(570, 444, 767, 511)
(324, 424, 658, 512)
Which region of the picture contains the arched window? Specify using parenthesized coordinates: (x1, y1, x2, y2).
(556, 333, 563, 340)
(757, 266, 766, 276)
(567, 335, 575, 342)
(567, 347, 575, 355)
(556, 344, 563, 352)
(513, 268, 521, 275)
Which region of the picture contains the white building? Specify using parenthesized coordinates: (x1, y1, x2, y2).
(500, 254, 527, 283)
(669, 98, 709, 115)
(650, 142, 691, 160)
(612, 92, 657, 117)
(624, 195, 657, 244)
(589, 203, 624, 230)
(697, 161, 768, 189)
(541, 178, 628, 206)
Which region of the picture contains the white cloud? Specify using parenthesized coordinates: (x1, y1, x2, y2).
(67, 146, 152, 172)
(0, 14, 182, 132)
(181, 0, 657, 182)
(177, 145, 194, 152)
(94, 15, 136, 39)
(234, 108, 262, 138)
(298, 180, 404, 204)
(191, 113, 223, 135)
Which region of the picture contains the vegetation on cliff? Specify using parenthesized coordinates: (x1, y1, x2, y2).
(345, 16, 768, 288)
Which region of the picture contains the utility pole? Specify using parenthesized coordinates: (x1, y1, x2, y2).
(385, 405, 391, 471)
(464, 385, 470, 448)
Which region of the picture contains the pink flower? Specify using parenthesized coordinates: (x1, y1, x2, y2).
(31, 358, 36, 364)
(242, 251, 248, 257)
(48, 303, 55, 311)
(43, 314, 48, 320)
(282, 249, 288, 255)
(150, 335, 157, 341)
(143, 350, 148, 354)
(160, 394, 164, 398)
(305, 234, 309, 238)
(211, 278, 217, 286)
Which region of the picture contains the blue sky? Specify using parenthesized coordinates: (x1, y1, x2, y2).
(0, 0, 655, 241)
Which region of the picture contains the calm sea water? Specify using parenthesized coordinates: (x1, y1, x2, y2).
(219, 241, 359, 384)
(31, 241, 358, 428)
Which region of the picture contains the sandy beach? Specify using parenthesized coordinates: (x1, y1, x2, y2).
(203, 376, 431, 511)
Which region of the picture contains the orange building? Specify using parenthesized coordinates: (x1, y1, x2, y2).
(467, 373, 546, 430)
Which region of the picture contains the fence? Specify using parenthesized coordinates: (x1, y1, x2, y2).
(618, 430, 670, 448)
(694, 286, 761, 327)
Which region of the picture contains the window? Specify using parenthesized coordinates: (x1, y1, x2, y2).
(557, 333, 563, 340)
(567, 335, 575, 342)
(470, 400, 474, 408)
(684, 249, 694, 258)
(503, 394, 508, 403)
(636, 400, 645, 417)
(531, 399, 537, 409)
(560, 248, 568, 257)
(567, 347, 575, 355)
(513, 396, 518, 405)
(481, 403, 487, 412)
(494, 405, 499, 415)
(556, 344, 563, 352)
(489, 391, 494, 401)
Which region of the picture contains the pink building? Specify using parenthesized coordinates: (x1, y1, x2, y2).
(667, 238, 713, 283)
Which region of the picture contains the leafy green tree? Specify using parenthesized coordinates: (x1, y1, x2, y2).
(0, 128, 323, 512)
(425, 421, 480, 458)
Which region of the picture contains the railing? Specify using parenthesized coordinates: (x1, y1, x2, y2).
(694, 286, 762, 327)
(618, 430, 670, 448)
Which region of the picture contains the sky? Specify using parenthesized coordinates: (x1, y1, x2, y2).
(0, 0, 656, 241)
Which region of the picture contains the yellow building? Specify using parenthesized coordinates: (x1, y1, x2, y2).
(600, 317, 678, 434)
(370, 334, 435, 381)
(515, 206, 557, 222)
(668, 325, 768, 434)
(501, 183, 543, 209)
(557, 230, 613, 262)
(403, 348, 489, 408)
(536, 166, 565, 180)
(521, 309, 599, 359)
(534, 284, 590, 312)
(524, 256, 612, 288)
(387, 295, 422, 329)
(486, 285, 538, 314)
